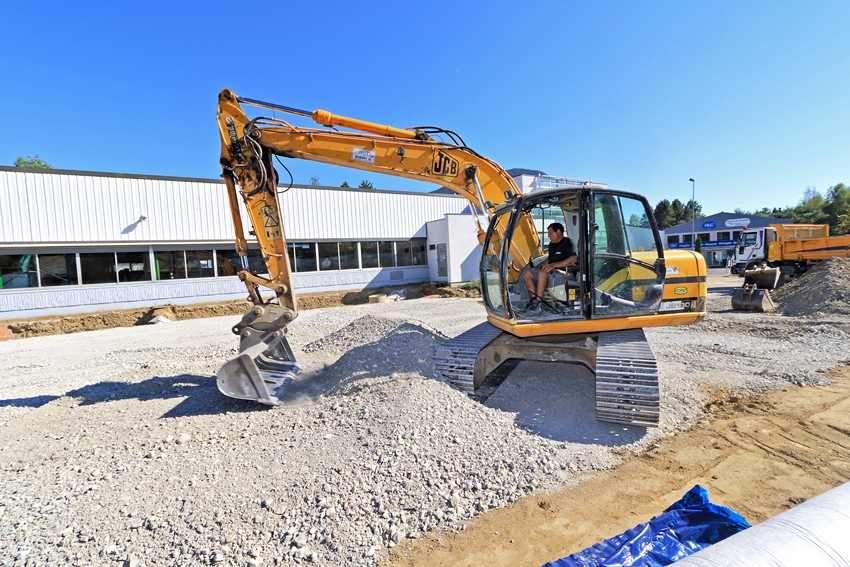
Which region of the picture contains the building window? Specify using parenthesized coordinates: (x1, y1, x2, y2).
(216, 248, 266, 275)
(0, 254, 39, 289)
(293, 243, 317, 272)
(682, 234, 693, 243)
(667, 235, 679, 245)
(79, 252, 116, 284)
(186, 250, 215, 278)
(38, 254, 78, 287)
(361, 242, 379, 268)
(411, 238, 427, 266)
(717, 231, 731, 241)
(396, 241, 413, 267)
(116, 252, 151, 282)
(155, 251, 186, 280)
(732, 231, 741, 241)
(318, 242, 340, 271)
(379, 242, 395, 267)
(697, 232, 710, 243)
(339, 242, 359, 270)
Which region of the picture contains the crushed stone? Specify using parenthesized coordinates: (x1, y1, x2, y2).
(773, 257, 850, 317)
(1, 293, 849, 566)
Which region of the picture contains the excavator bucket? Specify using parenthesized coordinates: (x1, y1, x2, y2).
(731, 284, 776, 312)
(217, 331, 301, 405)
(743, 265, 782, 290)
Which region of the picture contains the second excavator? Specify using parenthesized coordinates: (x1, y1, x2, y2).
(215, 90, 707, 427)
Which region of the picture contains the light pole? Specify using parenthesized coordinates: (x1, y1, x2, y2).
(689, 178, 695, 249)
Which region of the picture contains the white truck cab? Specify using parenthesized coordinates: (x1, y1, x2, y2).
(733, 227, 771, 274)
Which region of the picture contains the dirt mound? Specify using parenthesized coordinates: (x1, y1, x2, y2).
(0, 282, 482, 341)
(773, 257, 850, 317)
(2, 301, 252, 339)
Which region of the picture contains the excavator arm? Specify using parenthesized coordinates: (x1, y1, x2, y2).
(215, 89, 539, 404)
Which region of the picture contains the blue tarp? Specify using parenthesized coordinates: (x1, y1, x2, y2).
(542, 485, 750, 567)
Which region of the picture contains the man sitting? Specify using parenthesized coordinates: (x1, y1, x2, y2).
(523, 222, 577, 313)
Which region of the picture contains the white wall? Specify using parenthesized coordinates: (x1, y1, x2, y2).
(0, 167, 468, 318)
(426, 219, 449, 282)
(426, 214, 481, 284)
(0, 167, 468, 245)
(446, 214, 482, 283)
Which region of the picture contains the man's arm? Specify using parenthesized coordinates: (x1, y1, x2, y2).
(542, 254, 577, 272)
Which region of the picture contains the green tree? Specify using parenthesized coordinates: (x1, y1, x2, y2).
(684, 199, 704, 221)
(14, 155, 53, 169)
(310, 176, 320, 186)
(826, 183, 850, 235)
(694, 236, 703, 253)
(358, 180, 374, 189)
(670, 199, 694, 226)
(792, 186, 829, 225)
(340, 181, 350, 188)
(835, 212, 850, 235)
(653, 199, 674, 229)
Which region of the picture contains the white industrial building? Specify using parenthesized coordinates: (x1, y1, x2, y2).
(0, 166, 489, 319)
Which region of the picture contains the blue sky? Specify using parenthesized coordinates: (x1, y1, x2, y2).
(2, 1, 848, 215)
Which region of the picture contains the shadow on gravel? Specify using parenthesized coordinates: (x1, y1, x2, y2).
(63, 374, 263, 418)
(0, 394, 61, 408)
(485, 361, 648, 446)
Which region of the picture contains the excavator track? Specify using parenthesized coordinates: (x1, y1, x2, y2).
(433, 322, 504, 392)
(595, 328, 660, 427)
(435, 324, 660, 427)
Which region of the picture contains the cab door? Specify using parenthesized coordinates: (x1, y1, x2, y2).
(589, 191, 665, 318)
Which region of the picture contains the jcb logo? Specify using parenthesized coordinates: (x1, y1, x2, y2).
(433, 151, 459, 177)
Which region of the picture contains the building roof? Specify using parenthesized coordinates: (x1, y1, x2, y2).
(0, 166, 464, 199)
(664, 211, 793, 234)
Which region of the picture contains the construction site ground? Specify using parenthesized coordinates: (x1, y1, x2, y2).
(2, 265, 850, 567)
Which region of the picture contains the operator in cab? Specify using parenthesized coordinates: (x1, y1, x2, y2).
(524, 222, 577, 313)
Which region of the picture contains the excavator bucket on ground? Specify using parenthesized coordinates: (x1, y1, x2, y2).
(742, 265, 782, 290)
(217, 307, 301, 406)
(731, 284, 776, 312)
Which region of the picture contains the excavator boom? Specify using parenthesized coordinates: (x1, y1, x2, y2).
(215, 89, 540, 405)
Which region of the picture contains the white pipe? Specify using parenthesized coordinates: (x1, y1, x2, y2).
(675, 481, 850, 566)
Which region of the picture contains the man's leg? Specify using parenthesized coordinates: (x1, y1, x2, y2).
(523, 269, 539, 299)
(536, 271, 548, 301)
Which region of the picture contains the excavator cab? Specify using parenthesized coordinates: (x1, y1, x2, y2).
(481, 186, 667, 329)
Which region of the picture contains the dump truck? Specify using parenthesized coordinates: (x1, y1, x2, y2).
(731, 224, 850, 311)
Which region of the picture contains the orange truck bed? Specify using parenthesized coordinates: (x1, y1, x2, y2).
(768, 224, 850, 263)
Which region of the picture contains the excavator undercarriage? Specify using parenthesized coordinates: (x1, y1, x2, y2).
(434, 323, 660, 427)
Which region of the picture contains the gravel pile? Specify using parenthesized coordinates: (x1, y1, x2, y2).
(773, 257, 850, 317)
(1, 293, 849, 566)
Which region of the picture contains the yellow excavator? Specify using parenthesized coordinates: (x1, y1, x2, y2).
(215, 89, 706, 426)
